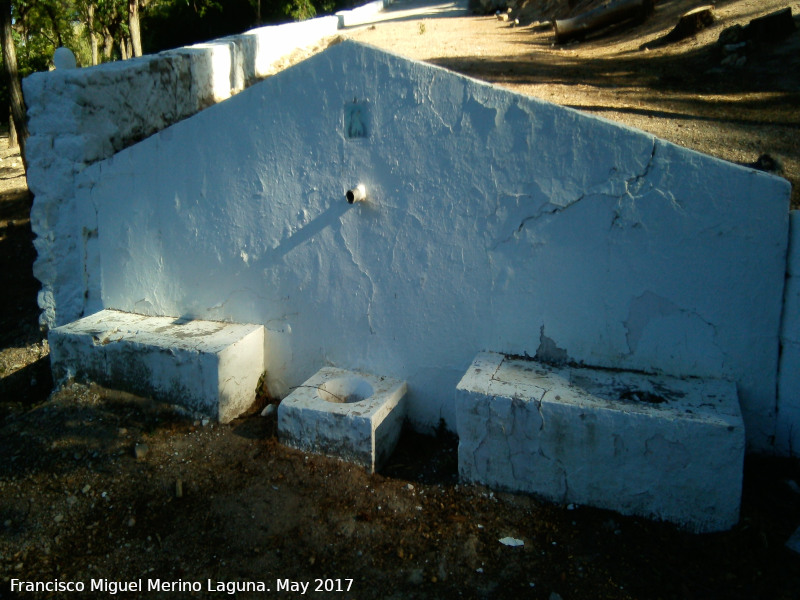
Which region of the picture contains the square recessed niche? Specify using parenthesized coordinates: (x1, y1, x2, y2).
(344, 102, 369, 139)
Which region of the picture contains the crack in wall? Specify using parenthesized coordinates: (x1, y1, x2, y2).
(489, 193, 587, 251)
(490, 141, 659, 251)
(339, 227, 376, 334)
(623, 139, 657, 200)
(533, 396, 545, 431)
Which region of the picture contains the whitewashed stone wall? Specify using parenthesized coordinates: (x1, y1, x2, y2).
(53, 41, 793, 452)
(22, 15, 340, 329)
(778, 210, 800, 455)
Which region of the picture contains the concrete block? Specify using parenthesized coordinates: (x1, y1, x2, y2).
(455, 352, 745, 532)
(49, 309, 264, 422)
(337, 0, 385, 28)
(278, 367, 407, 473)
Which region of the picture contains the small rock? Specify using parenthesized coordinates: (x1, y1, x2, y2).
(118, 428, 128, 435)
(54, 514, 63, 523)
(405, 483, 414, 491)
(4, 519, 12, 528)
(718, 23, 744, 45)
(66, 496, 78, 507)
(722, 41, 747, 54)
(134, 443, 149, 460)
(408, 569, 424, 585)
(260, 404, 276, 418)
(82, 484, 91, 494)
(549, 593, 564, 600)
(127, 517, 136, 527)
(499, 536, 524, 547)
(201, 418, 210, 427)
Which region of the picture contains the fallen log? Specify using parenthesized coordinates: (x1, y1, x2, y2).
(554, 0, 655, 44)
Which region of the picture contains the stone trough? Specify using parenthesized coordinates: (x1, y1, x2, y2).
(455, 352, 745, 532)
(278, 366, 407, 473)
(49, 309, 265, 423)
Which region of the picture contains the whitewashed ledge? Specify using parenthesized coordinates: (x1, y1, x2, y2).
(456, 352, 745, 532)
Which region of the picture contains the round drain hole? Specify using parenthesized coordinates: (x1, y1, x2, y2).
(318, 376, 374, 404)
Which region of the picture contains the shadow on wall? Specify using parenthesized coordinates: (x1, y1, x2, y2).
(265, 201, 350, 262)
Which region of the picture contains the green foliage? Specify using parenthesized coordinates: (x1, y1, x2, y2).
(141, 0, 256, 54)
(3, 0, 358, 79)
(13, 0, 81, 75)
(283, 0, 315, 21)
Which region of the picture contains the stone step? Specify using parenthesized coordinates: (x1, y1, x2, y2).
(455, 352, 745, 533)
(49, 309, 264, 423)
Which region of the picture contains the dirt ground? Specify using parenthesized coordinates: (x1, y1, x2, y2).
(2, 0, 800, 598)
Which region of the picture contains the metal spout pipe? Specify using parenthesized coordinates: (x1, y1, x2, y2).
(346, 184, 367, 204)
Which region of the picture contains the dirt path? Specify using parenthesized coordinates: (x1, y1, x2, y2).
(346, 0, 800, 207)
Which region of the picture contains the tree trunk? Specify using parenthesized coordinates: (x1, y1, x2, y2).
(129, 0, 142, 57)
(9, 108, 17, 148)
(0, 0, 27, 164)
(120, 38, 128, 60)
(554, 0, 654, 44)
(88, 3, 99, 65)
(103, 28, 114, 60)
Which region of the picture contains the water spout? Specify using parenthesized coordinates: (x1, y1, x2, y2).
(346, 184, 367, 204)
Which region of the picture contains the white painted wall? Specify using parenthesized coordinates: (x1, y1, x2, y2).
(71, 41, 791, 450)
(22, 15, 340, 329)
(778, 210, 800, 455)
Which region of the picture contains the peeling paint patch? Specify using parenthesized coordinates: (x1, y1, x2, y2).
(535, 325, 568, 365)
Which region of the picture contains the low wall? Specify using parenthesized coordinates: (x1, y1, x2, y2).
(336, 0, 390, 27)
(22, 14, 341, 330)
